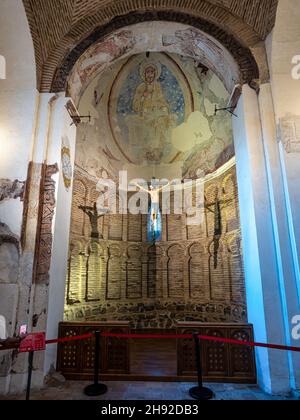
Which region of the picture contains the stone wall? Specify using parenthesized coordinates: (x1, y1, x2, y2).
(0, 223, 20, 382)
(65, 163, 247, 328)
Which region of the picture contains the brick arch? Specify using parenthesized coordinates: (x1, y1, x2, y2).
(52, 11, 259, 94)
(22, 0, 278, 92)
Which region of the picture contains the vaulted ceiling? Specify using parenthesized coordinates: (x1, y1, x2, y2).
(22, 0, 278, 92)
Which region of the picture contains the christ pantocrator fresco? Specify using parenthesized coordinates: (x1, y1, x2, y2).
(125, 61, 178, 162)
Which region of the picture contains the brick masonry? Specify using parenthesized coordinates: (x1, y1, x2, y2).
(65, 164, 247, 328)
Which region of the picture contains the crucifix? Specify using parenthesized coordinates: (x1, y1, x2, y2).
(79, 202, 109, 240)
(205, 189, 234, 268)
(133, 180, 171, 243)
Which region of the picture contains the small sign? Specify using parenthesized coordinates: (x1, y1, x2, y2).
(20, 325, 27, 336)
(19, 333, 46, 353)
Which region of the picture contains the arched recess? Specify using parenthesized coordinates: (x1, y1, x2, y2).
(66, 240, 85, 305)
(167, 244, 185, 299)
(20, 0, 300, 397)
(188, 242, 209, 300)
(45, 12, 262, 390)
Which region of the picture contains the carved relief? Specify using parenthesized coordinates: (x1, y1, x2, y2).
(280, 114, 300, 153)
(33, 164, 58, 284)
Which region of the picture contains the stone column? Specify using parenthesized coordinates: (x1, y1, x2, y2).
(232, 84, 290, 394)
(259, 83, 300, 389)
(42, 95, 77, 376)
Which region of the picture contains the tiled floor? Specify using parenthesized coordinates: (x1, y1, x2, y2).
(0, 381, 298, 401)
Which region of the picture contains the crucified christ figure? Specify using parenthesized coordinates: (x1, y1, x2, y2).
(205, 189, 234, 268)
(133, 181, 171, 242)
(79, 202, 109, 240)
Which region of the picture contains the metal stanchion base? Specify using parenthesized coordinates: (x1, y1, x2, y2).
(189, 386, 214, 401)
(84, 383, 108, 397)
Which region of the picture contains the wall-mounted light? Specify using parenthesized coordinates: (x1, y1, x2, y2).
(65, 100, 91, 126)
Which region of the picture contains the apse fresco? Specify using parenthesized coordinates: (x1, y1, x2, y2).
(114, 57, 186, 164)
(67, 51, 246, 327)
(76, 52, 235, 181)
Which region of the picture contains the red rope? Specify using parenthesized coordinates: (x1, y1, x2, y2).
(100, 332, 300, 353)
(46, 333, 93, 345)
(44, 331, 300, 353)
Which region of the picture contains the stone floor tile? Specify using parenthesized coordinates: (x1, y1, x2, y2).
(0, 381, 297, 401)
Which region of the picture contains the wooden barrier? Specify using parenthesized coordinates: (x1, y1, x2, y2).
(57, 322, 256, 383)
(177, 323, 256, 384)
(57, 322, 130, 380)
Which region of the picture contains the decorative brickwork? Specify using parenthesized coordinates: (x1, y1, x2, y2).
(33, 164, 58, 284)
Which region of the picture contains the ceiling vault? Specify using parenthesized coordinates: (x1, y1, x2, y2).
(22, 0, 278, 92)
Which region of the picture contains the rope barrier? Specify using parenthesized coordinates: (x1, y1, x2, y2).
(43, 331, 300, 353)
(1, 331, 300, 353)
(2, 329, 299, 401)
(45, 333, 94, 345)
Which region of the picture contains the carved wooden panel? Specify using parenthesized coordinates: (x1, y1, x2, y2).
(57, 322, 130, 379)
(57, 323, 256, 383)
(177, 323, 256, 383)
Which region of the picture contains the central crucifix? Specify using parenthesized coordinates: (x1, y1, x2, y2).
(134, 180, 170, 242)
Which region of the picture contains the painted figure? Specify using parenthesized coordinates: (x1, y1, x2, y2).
(126, 61, 177, 157)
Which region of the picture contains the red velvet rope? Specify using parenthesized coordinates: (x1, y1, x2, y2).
(46, 333, 94, 345)
(45, 332, 300, 353)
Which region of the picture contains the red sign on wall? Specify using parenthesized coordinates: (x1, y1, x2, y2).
(19, 333, 46, 353)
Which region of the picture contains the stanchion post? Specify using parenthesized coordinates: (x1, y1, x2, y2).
(84, 330, 108, 397)
(26, 351, 34, 401)
(189, 333, 214, 401)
